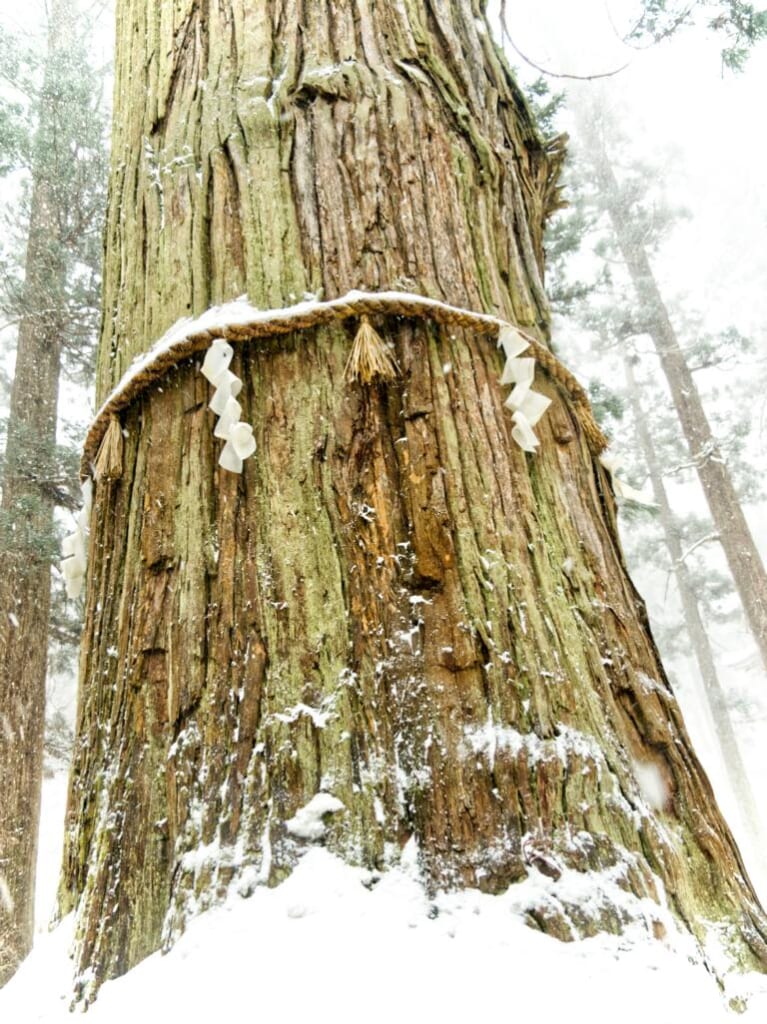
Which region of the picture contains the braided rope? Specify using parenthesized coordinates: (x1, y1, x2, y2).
(80, 290, 607, 479)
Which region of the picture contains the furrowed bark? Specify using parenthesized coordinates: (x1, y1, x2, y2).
(59, 0, 767, 1002)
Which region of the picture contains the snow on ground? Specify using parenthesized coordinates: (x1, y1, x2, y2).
(4, 777, 767, 1023)
(34, 773, 69, 934)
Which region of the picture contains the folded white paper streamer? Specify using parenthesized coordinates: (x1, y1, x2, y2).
(199, 346, 256, 474)
(497, 326, 551, 450)
(60, 478, 93, 599)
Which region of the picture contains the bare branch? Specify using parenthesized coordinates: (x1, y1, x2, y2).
(498, 2, 630, 80)
(674, 531, 721, 566)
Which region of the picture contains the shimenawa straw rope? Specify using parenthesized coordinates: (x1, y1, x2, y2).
(79, 290, 608, 480)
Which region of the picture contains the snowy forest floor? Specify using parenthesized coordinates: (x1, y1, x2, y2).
(2, 775, 767, 1022)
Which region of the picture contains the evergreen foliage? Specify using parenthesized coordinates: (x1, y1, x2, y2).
(539, 87, 765, 703)
(0, 6, 108, 688)
(0, 16, 107, 386)
(627, 0, 767, 69)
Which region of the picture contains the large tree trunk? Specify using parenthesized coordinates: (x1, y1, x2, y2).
(0, 0, 71, 985)
(585, 133, 767, 675)
(623, 354, 764, 865)
(60, 0, 767, 1002)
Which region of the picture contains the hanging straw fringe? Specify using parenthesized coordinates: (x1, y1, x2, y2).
(344, 315, 399, 386)
(93, 415, 123, 481)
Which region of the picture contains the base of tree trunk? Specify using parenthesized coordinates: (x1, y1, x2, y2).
(59, 321, 767, 1003)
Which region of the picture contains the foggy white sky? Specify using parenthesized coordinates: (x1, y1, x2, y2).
(499, 0, 767, 335)
(2, 0, 763, 334)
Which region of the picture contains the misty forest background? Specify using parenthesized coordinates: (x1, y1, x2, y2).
(1, 0, 767, 931)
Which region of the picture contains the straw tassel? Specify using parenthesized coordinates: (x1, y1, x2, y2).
(93, 415, 124, 481)
(344, 316, 399, 385)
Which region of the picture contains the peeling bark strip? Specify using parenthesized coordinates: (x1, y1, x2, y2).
(61, 0, 766, 1004)
(78, 290, 608, 478)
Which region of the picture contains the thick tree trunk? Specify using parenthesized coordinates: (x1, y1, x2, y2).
(623, 355, 764, 863)
(0, 0, 71, 985)
(60, 0, 767, 1001)
(590, 147, 767, 675)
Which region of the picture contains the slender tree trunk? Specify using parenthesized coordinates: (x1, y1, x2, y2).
(588, 142, 767, 674)
(60, 1, 767, 1003)
(623, 354, 764, 862)
(0, 0, 71, 985)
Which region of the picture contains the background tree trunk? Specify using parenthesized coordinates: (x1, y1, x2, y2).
(60, 0, 767, 1001)
(582, 124, 767, 674)
(623, 353, 764, 863)
(0, 0, 72, 985)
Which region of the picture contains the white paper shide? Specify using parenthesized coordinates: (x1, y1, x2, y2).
(201, 339, 256, 474)
(60, 478, 93, 600)
(497, 325, 552, 452)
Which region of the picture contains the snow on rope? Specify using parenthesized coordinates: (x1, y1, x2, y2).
(78, 289, 608, 481)
(61, 291, 614, 598)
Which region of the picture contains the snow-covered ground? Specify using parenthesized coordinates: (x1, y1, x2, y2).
(32, 773, 69, 936)
(4, 774, 767, 1023)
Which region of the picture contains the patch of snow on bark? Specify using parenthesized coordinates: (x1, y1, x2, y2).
(632, 759, 669, 812)
(463, 720, 605, 774)
(286, 793, 345, 840)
